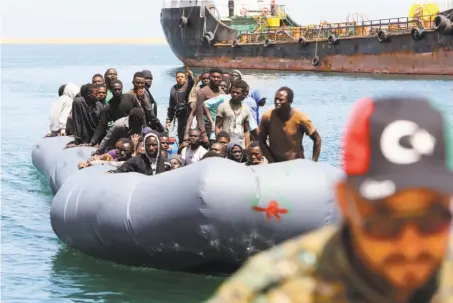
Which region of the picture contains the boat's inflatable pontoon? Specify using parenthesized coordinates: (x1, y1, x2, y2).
(32, 137, 343, 273)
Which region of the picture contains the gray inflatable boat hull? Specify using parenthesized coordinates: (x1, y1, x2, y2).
(32, 137, 343, 272)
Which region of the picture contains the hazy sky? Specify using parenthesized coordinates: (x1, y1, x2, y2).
(1, 0, 450, 39)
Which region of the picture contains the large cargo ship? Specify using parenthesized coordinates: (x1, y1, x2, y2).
(160, 0, 453, 75)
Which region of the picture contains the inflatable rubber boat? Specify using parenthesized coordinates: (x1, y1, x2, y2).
(32, 136, 343, 273)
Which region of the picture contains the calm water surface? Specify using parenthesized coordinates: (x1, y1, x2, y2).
(1, 44, 452, 302)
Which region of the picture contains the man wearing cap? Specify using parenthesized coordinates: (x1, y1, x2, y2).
(142, 70, 158, 117)
(205, 96, 453, 303)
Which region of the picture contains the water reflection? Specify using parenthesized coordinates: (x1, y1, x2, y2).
(49, 248, 224, 303)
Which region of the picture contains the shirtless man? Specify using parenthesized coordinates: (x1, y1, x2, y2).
(259, 86, 321, 162)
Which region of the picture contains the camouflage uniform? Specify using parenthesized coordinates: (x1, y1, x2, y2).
(205, 226, 453, 303)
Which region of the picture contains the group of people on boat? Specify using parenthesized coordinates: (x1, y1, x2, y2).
(44, 67, 453, 302)
(46, 67, 322, 175)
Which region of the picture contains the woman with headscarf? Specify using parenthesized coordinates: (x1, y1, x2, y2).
(226, 142, 246, 163)
(48, 83, 80, 137)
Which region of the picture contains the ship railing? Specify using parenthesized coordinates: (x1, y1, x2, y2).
(231, 14, 436, 44)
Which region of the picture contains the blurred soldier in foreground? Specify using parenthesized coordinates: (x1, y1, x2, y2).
(205, 96, 453, 303)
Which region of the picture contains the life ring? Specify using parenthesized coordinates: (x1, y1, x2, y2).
(312, 56, 320, 66)
(377, 30, 389, 43)
(327, 35, 338, 45)
(262, 6, 270, 15)
(411, 28, 425, 41)
(263, 38, 271, 47)
(240, 7, 248, 16)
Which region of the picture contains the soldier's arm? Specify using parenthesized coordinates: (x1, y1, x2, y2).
(204, 252, 280, 303)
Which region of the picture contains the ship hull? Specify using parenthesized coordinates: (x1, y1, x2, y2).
(161, 6, 453, 75)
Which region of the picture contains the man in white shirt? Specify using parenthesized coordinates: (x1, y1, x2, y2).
(180, 129, 207, 165)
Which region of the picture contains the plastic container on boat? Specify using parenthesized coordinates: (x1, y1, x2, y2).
(32, 136, 343, 273)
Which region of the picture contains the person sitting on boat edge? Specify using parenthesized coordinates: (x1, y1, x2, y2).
(48, 82, 80, 137)
(111, 132, 165, 175)
(259, 86, 321, 163)
(65, 84, 88, 136)
(78, 138, 134, 170)
(66, 83, 103, 147)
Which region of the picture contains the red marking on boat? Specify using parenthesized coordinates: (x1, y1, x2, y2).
(252, 200, 288, 221)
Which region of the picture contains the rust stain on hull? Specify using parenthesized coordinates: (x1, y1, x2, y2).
(180, 50, 453, 75)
